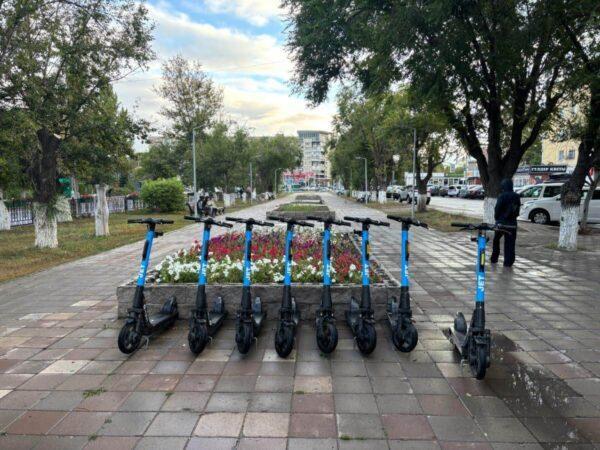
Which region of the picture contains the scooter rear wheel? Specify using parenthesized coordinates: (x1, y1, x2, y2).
(118, 323, 141, 354)
(188, 322, 208, 355)
(356, 322, 377, 355)
(470, 344, 487, 380)
(274, 323, 295, 358)
(392, 322, 418, 353)
(316, 318, 338, 354)
(236, 321, 254, 354)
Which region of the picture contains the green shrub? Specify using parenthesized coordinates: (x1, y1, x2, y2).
(140, 178, 184, 212)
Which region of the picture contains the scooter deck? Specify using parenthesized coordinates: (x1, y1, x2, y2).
(447, 327, 468, 358)
(207, 310, 228, 332)
(148, 312, 177, 329)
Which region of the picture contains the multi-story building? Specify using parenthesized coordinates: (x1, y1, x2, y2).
(297, 130, 331, 187)
(541, 139, 579, 168)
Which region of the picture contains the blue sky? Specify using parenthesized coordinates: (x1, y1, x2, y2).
(114, 0, 334, 140)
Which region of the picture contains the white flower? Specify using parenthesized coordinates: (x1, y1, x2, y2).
(349, 264, 357, 271)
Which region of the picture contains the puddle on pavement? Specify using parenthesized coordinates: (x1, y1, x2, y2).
(444, 329, 591, 446)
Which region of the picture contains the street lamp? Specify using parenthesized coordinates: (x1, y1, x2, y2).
(392, 154, 400, 184)
(274, 168, 282, 197)
(249, 162, 253, 205)
(191, 127, 201, 216)
(394, 126, 418, 219)
(355, 157, 368, 204)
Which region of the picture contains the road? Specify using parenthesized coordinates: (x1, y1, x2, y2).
(429, 196, 483, 218)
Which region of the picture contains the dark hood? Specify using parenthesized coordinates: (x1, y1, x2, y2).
(501, 178, 514, 193)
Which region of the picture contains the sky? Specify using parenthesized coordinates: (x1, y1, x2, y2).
(113, 0, 336, 146)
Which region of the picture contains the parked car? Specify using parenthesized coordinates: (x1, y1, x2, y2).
(468, 185, 485, 199)
(447, 185, 459, 197)
(438, 186, 449, 197)
(406, 187, 431, 205)
(429, 185, 441, 196)
(458, 186, 470, 198)
(517, 183, 563, 205)
(519, 187, 600, 225)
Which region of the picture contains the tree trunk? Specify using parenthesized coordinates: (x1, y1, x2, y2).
(95, 184, 110, 236)
(0, 189, 10, 231)
(55, 196, 72, 222)
(31, 129, 61, 246)
(33, 202, 58, 248)
(417, 179, 428, 212)
(579, 171, 599, 232)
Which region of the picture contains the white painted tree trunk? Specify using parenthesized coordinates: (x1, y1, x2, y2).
(0, 189, 10, 231)
(558, 206, 579, 251)
(483, 197, 497, 224)
(417, 194, 427, 212)
(95, 184, 110, 236)
(55, 196, 72, 222)
(33, 202, 58, 248)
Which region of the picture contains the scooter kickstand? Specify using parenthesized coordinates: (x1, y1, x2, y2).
(141, 335, 150, 350)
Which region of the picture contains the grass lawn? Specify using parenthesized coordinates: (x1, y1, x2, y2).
(362, 201, 476, 232)
(0, 197, 273, 284)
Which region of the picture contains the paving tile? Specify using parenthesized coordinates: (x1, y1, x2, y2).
(288, 438, 337, 450)
(0, 409, 24, 430)
(289, 413, 336, 438)
(77, 391, 130, 412)
(255, 375, 294, 392)
(292, 393, 334, 413)
(332, 377, 372, 393)
(215, 375, 257, 393)
(243, 412, 289, 437)
(49, 411, 110, 435)
(186, 437, 238, 450)
(161, 392, 209, 412)
(145, 412, 198, 436)
(388, 440, 441, 449)
(417, 395, 469, 416)
(336, 413, 385, 439)
(6, 410, 66, 435)
(475, 417, 537, 443)
(118, 392, 166, 412)
(382, 414, 435, 440)
(0, 435, 41, 449)
(334, 393, 378, 414)
(294, 376, 332, 394)
(98, 412, 155, 436)
(259, 362, 295, 376)
(136, 375, 180, 392)
(193, 412, 244, 437)
(427, 416, 487, 442)
(238, 437, 287, 450)
(376, 394, 422, 414)
(461, 396, 514, 417)
(249, 393, 291, 413)
(0, 390, 48, 410)
(174, 374, 217, 392)
(41, 360, 90, 374)
(32, 435, 88, 449)
(205, 393, 250, 412)
(410, 378, 453, 395)
(370, 377, 412, 394)
(84, 436, 138, 449)
(150, 361, 190, 375)
(133, 436, 188, 450)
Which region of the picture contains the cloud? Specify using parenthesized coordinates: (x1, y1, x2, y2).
(204, 0, 283, 27)
(114, 1, 333, 143)
(148, 3, 291, 79)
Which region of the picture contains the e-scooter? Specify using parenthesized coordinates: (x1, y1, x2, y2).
(118, 218, 178, 354)
(307, 215, 351, 354)
(226, 216, 274, 354)
(267, 215, 314, 357)
(343, 216, 390, 354)
(448, 222, 514, 379)
(386, 215, 428, 352)
(184, 216, 233, 354)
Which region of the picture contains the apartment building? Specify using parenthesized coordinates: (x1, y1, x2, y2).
(297, 130, 331, 187)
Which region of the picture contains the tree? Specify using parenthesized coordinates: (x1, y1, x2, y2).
(250, 134, 303, 192)
(554, 1, 599, 250)
(63, 86, 142, 236)
(285, 0, 591, 221)
(2, 0, 153, 247)
(138, 141, 181, 181)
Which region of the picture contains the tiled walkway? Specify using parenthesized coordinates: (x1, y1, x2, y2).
(0, 194, 598, 449)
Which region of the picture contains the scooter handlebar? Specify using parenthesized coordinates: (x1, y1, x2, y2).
(451, 222, 515, 233)
(184, 216, 233, 228)
(387, 215, 429, 229)
(226, 217, 274, 227)
(343, 216, 390, 227)
(127, 218, 174, 225)
(267, 215, 314, 227)
(306, 216, 351, 227)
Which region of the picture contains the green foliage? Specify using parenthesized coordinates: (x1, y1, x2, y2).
(138, 141, 181, 181)
(141, 178, 185, 213)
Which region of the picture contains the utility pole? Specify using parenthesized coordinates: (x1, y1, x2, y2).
(355, 157, 368, 204)
(192, 128, 199, 216)
(249, 163, 253, 205)
(274, 168, 281, 197)
(412, 128, 417, 219)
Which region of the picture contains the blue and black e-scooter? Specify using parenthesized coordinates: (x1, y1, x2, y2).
(118, 218, 178, 354)
(307, 215, 351, 354)
(226, 216, 274, 354)
(268, 215, 314, 357)
(184, 216, 232, 354)
(343, 216, 390, 354)
(448, 222, 514, 379)
(386, 215, 428, 352)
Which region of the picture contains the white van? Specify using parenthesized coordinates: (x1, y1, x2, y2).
(517, 183, 564, 205)
(519, 187, 600, 225)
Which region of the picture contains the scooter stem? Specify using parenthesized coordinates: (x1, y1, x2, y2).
(360, 224, 371, 310)
(473, 230, 487, 330)
(195, 223, 212, 314)
(133, 224, 156, 309)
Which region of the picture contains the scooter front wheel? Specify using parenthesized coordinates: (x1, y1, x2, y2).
(316, 318, 338, 354)
(236, 321, 254, 354)
(470, 344, 487, 380)
(188, 322, 208, 355)
(392, 322, 418, 353)
(274, 323, 295, 358)
(118, 322, 141, 354)
(356, 322, 377, 355)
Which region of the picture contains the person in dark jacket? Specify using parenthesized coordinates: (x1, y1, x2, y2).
(490, 178, 521, 267)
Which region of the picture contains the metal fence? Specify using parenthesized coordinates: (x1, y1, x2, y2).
(5, 196, 144, 227)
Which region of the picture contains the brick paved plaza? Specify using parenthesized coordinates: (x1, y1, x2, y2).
(0, 194, 599, 449)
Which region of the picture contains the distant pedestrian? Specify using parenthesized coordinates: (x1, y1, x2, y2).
(490, 179, 521, 267)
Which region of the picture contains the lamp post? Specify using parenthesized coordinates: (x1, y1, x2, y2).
(411, 128, 417, 219)
(355, 157, 368, 204)
(249, 162, 253, 205)
(191, 127, 201, 216)
(274, 168, 282, 197)
(392, 154, 400, 184)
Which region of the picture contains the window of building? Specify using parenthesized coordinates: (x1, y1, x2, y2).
(558, 150, 565, 161)
(567, 149, 576, 160)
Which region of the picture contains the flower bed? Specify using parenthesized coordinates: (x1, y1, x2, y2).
(155, 230, 381, 284)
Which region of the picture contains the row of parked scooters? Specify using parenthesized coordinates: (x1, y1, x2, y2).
(118, 214, 512, 379)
